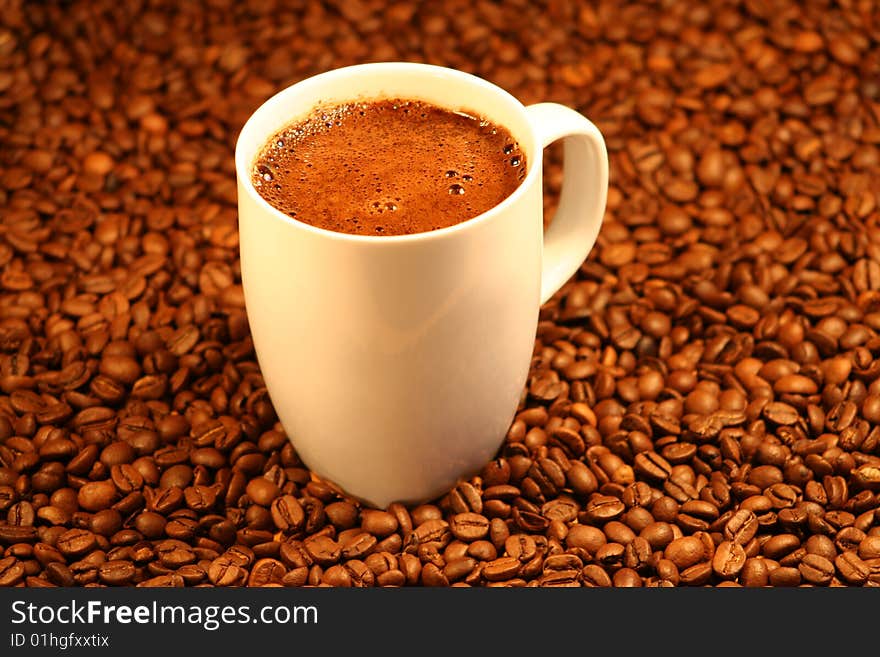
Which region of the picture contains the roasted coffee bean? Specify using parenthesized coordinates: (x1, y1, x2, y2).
(0, 556, 24, 587)
(443, 557, 477, 582)
(91, 509, 122, 537)
(443, 540, 468, 563)
(664, 536, 707, 570)
(763, 534, 801, 560)
(416, 542, 444, 569)
(679, 562, 713, 586)
(655, 559, 679, 586)
(157, 540, 197, 568)
(446, 482, 483, 515)
(595, 543, 625, 568)
(623, 537, 652, 572)
(208, 558, 247, 587)
(45, 562, 75, 587)
(248, 558, 287, 586)
(633, 452, 672, 481)
(482, 557, 521, 582)
(407, 519, 450, 551)
(768, 567, 801, 587)
(271, 495, 305, 533)
(799, 554, 835, 586)
(544, 554, 583, 573)
(420, 562, 449, 587)
(622, 506, 653, 534)
(374, 569, 404, 587)
(584, 495, 626, 522)
(77, 480, 117, 512)
(521, 552, 545, 580)
(835, 552, 870, 585)
(398, 553, 421, 586)
(279, 541, 311, 570)
(332, 560, 371, 588)
(7, 501, 35, 527)
(303, 536, 341, 567)
(612, 568, 641, 588)
(98, 560, 136, 586)
(245, 478, 279, 507)
(340, 532, 377, 560)
(639, 522, 674, 551)
(178, 564, 208, 586)
(604, 521, 636, 546)
(859, 536, 880, 560)
(449, 513, 490, 542)
(512, 507, 548, 532)
(804, 535, 837, 561)
(581, 564, 612, 588)
(159, 465, 193, 492)
(56, 529, 97, 557)
(542, 497, 579, 523)
(364, 552, 396, 578)
(150, 486, 184, 515)
(712, 541, 746, 579)
(110, 464, 144, 495)
(466, 540, 496, 562)
(565, 527, 605, 558)
(566, 461, 598, 496)
(835, 527, 865, 553)
(134, 512, 166, 539)
(225, 545, 255, 568)
(165, 516, 197, 541)
(360, 510, 399, 537)
(325, 502, 358, 529)
(724, 510, 759, 546)
(411, 505, 443, 526)
(184, 485, 217, 511)
(540, 569, 581, 587)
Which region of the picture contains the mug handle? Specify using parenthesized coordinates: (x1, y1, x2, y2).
(525, 103, 609, 305)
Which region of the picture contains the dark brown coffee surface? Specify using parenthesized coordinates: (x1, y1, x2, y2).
(252, 99, 526, 236)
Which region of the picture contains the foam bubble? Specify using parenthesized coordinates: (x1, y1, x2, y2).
(257, 165, 273, 181)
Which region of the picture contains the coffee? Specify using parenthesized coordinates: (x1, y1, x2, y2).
(251, 99, 526, 236)
(12, 0, 880, 590)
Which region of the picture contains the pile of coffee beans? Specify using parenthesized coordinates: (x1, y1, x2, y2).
(1, 0, 880, 587)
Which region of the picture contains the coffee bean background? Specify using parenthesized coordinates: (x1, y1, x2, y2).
(1, 0, 880, 587)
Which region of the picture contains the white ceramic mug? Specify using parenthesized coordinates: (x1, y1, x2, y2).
(236, 62, 608, 508)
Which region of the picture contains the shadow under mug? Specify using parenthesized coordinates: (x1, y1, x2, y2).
(236, 62, 608, 508)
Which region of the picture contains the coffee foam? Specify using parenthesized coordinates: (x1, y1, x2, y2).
(252, 99, 526, 236)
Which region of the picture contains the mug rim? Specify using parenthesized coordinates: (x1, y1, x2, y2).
(234, 61, 542, 244)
